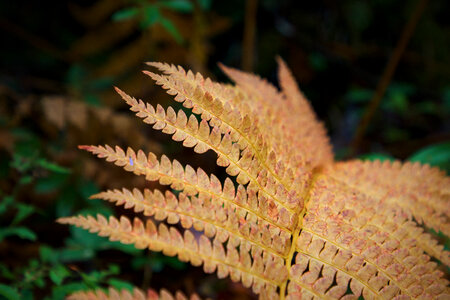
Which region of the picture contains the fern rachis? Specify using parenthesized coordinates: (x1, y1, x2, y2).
(59, 59, 449, 300)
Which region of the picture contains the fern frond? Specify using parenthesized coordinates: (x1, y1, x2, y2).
(285, 174, 449, 299)
(276, 57, 333, 168)
(114, 87, 301, 214)
(60, 60, 449, 300)
(57, 215, 286, 297)
(218, 62, 332, 191)
(79, 145, 295, 232)
(91, 188, 290, 257)
(144, 63, 300, 196)
(144, 62, 238, 108)
(67, 287, 201, 300)
(321, 176, 449, 267)
(218, 63, 282, 107)
(327, 160, 450, 237)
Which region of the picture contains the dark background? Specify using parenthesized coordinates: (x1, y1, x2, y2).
(0, 0, 449, 299)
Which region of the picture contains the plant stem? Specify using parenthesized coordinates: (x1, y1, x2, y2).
(349, 0, 429, 157)
(242, 0, 258, 72)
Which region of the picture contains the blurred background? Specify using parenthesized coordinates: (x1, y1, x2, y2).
(0, 0, 449, 299)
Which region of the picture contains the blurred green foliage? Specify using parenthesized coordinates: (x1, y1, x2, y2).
(409, 141, 450, 173)
(0, 130, 186, 299)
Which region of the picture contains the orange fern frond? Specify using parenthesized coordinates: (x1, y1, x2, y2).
(78, 144, 296, 231)
(143, 63, 304, 195)
(60, 59, 449, 299)
(58, 214, 286, 297)
(91, 188, 289, 257)
(326, 160, 450, 237)
(276, 57, 333, 168)
(67, 287, 201, 300)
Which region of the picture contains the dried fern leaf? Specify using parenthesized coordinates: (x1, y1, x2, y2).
(92, 188, 291, 257)
(79, 144, 297, 232)
(327, 160, 450, 238)
(219, 62, 328, 193)
(276, 57, 333, 168)
(60, 60, 450, 300)
(144, 63, 296, 196)
(57, 215, 286, 296)
(67, 286, 201, 300)
(284, 173, 450, 299)
(114, 87, 299, 215)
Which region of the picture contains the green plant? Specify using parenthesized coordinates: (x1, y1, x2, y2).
(59, 59, 449, 299)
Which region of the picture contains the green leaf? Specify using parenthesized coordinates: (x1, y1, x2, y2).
(55, 189, 77, 218)
(57, 248, 95, 262)
(141, 5, 160, 28)
(66, 65, 86, 89)
(0, 263, 14, 280)
(345, 88, 373, 104)
(0, 284, 20, 300)
(112, 7, 139, 21)
(36, 159, 71, 174)
(160, 17, 183, 44)
(68, 225, 140, 255)
(78, 179, 100, 199)
(409, 141, 450, 173)
(40, 245, 58, 264)
(11, 153, 34, 173)
(0, 226, 37, 242)
(83, 94, 102, 107)
(0, 196, 14, 215)
(159, 0, 193, 13)
(20, 289, 33, 300)
(198, 0, 212, 10)
(51, 282, 85, 300)
(308, 53, 327, 72)
(358, 153, 395, 162)
(390, 91, 408, 112)
(18, 176, 33, 185)
(11, 129, 41, 158)
(12, 203, 35, 225)
(35, 173, 68, 194)
(49, 264, 70, 285)
(107, 278, 134, 292)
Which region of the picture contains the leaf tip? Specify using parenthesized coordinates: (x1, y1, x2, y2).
(78, 145, 92, 151)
